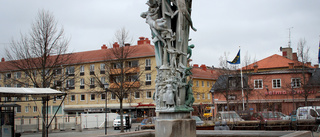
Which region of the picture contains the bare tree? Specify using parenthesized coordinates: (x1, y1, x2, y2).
(4, 10, 71, 137)
(296, 38, 312, 106)
(93, 28, 152, 133)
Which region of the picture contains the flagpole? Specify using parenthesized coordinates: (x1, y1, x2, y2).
(239, 47, 245, 111)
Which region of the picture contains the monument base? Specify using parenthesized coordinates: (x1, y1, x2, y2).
(155, 112, 196, 137)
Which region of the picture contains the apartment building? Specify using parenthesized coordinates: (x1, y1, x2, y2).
(213, 47, 320, 115)
(0, 37, 219, 118)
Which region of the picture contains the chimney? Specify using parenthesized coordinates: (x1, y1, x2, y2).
(200, 64, 207, 71)
(193, 64, 199, 67)
(282, 47, 293, 60)
(314, 64, 319, 68)
(113, 42, 120, 48)
(292, 53, 298, 61)
(306, 62, 311, 67)
(288, 62, 294, 69)
(125, 43, 130, 47)
(101, 44, 108, 49)
(253, 64, 258, 72)
(137, 37, 145, 45)
(1, 58, 4, 62)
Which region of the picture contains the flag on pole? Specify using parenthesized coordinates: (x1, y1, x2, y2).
(318, 41, 320, 64)
(227, 49, 240, 64)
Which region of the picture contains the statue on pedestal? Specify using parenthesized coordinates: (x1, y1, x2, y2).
(141, 0, 196, 112)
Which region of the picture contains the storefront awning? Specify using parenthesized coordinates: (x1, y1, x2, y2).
(0, 87, 66, 99)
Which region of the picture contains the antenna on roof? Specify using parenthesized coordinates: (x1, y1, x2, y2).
(287, 27, 293, 48)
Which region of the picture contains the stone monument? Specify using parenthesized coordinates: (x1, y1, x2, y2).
(141, 0, 196, 136)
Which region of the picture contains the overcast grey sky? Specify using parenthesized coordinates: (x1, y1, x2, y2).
(1, 0, 320, 67)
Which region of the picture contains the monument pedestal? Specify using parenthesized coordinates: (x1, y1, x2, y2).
(155, 112, 196, 137)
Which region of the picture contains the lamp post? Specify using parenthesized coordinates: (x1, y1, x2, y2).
(291, 82, 295, 111)
(104, 83, 109, 135)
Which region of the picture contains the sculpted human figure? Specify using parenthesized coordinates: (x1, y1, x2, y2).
(142, 0, 195, 112)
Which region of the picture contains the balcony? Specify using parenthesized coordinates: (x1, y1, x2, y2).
(110, 81, 140, 89)
(110, 67, 140, 75)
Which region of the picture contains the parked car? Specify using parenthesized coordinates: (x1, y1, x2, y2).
(236, 110, 254, 120)
(275, 112, 290, 120)
(140, 117, 156, 130)
(113, 114, 132, 130)
(251, 111, 281, 122)
(296, 106, 320, 123)
(215, 111, 244, 122)
(191, 116, 204, 126)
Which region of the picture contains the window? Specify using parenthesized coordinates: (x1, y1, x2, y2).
(66, 66, 75, 76)
(202, 93, 205, 99)
(90, 64, 95, 75)
(80, 65, 84, 76)
(90, 78, 95, 88)
(33, 70, 37, 77)
(128, 60, 138, 67)
(196, 81, 199, 87)
(14, 72, 21, 79)
(208, 93, 210, 99)
(207, 81, 210, 87)
(135, 92, 140, 99)
(101, 94, 106, 100)
(146, 91, 152, 99)
(33, 106, 37, 112)
(71, 95, 75, 101)
(112, 62, 122, 69)
(80, 94, 85, 101)
(91, 94, 95, 100)
(16, 106, 21, 113)
(101, 77, 106, 85)
(25, 106, 29, 113)
(100, 64, 105, 74)
(6, 73, 11, 79)
(202, 81, 204, 87)
(272, 79, 281, 88)
(100, 63, 105, 71)
(145, 73, 151, 85)
(197, 94, 200, 99)
(15, 84, 22, 88)
(111, 93, 116, 100)
(291, 78, 301, 88)
(145, 59, 151, 70)
(80, 78, 85, 89)
(25, 97, 29, 101)
(0, 73, 2, 80)
(254, 79, 263, 89)
(90, 64, 95, 72)
(54, 68, 62, 76)
(124, 93, 128, 99)
(66, 79, 75, 89)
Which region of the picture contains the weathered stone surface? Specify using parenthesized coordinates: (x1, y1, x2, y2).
(155, 119, 196, 137)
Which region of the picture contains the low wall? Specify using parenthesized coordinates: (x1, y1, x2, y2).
(97, 130, 311, 137)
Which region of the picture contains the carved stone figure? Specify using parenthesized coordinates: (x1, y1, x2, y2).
(142, 0, 195, 112)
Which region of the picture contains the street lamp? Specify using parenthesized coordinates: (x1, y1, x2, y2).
(104, 83, 109, 135)
(291, 82, 295, 111)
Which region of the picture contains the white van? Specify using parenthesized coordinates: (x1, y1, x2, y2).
(296, 106, 320, 123)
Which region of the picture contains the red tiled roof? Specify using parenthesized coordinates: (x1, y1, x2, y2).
(191, 67, 219, 80)
(0, 38, 155, 72)
(242, 54, 313, 70)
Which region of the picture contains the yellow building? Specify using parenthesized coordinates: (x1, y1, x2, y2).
(0, 37, 219, 118)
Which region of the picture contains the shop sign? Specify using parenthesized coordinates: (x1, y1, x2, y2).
(84, 108, 103, 112)
(265, 90, 315, 95)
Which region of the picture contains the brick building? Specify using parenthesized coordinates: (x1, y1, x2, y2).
(213, 47, 320, 115)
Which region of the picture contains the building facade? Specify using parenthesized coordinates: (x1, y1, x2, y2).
(0, 37, 219, 119)
(213, 47, 320, 115)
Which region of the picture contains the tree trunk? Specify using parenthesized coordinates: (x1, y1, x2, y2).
(120, 99, 124, 133)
